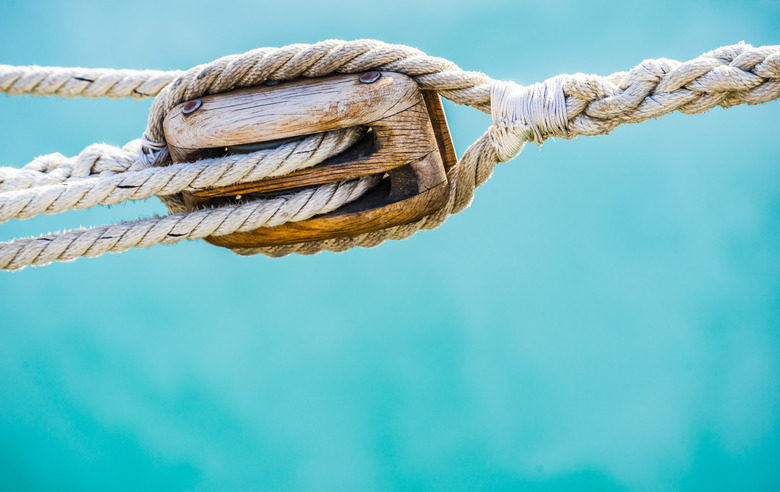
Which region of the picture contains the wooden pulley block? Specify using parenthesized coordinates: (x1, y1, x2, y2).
(163, 71, 457, 248)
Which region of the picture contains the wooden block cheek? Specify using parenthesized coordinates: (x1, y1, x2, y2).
(164, 72, 425, 161)
(185, 97, 441, 199)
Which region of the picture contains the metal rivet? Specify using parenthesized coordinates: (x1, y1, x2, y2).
(359, 71, 382, 84)
(182, 99, 202, 115)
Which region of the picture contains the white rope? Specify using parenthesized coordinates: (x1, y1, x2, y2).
(0, 175, 379, 271)
(0, 141, 143, 192)
(0, 65, 182, 99)
(489, 76, 568, 162)
(486, 43, 780, 162)
(1, 40, 778, 270)
(0, 128, 362, 223)
(0, 127, 374, 269)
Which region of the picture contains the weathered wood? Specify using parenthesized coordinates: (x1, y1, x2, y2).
(205, 161, 450, 248)
(166, 74, 417, 156)
(421, 90, 458, 173)
(162, 72, 457, 248)
(186, 95, 436, 198)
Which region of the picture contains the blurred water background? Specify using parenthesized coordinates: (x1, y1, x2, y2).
(1, 0, 779, 490)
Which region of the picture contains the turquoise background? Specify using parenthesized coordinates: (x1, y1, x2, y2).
(1, 0, 779, 490)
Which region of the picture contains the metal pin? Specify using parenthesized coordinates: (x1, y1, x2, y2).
(359, 71, 382, 84)
(182, 99, 202, 115)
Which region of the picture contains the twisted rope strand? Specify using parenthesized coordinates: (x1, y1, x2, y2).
(565, 50, 780, 132)
(489, 42, 780, 162)
(0, 174, 379, 270)
(0, 128, 362, 224)
(141, 39, 495, 145)
(0, 141, 145, 192)
(0, 65, 183, 99)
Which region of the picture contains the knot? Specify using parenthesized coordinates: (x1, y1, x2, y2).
(488, 75, 569, 162)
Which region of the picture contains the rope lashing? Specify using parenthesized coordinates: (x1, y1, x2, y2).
(489, 76, 570, 161)
(0, 40, 778, 270)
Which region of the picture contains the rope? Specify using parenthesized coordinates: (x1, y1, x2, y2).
(0, 127, 374, 270)
(0, 175, 378, 270)
(0, 141, 145, 192)
(0, 128, 362, 223)
(1, 40, 778, 270)
(0, 65, 182, 99)
(489, 44, 780, 161)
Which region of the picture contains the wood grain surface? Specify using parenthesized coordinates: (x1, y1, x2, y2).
(163, 72, 457, 248)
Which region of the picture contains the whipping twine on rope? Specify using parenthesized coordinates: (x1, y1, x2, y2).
(0, 40, 778, 271)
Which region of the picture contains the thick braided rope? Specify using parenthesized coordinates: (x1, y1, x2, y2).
(0, 128, 362, 223)
(1, 40, 778, 269)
